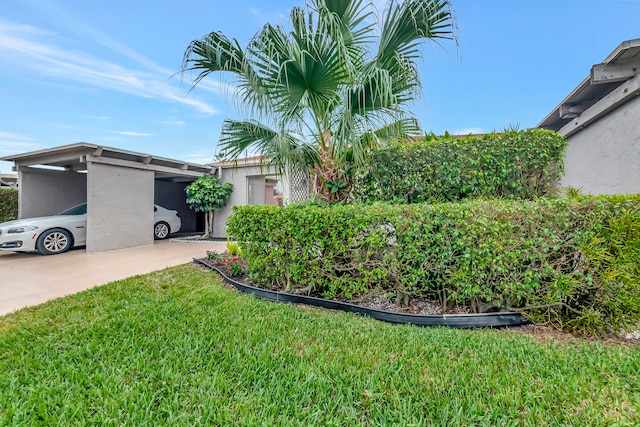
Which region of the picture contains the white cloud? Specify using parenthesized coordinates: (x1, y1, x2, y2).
(0, 20, 219, 114)
(0, 132, 42, 154)
(0, 131, 34, 141)
(181, 151, 215, 165)
(247, 8, 289, 26)
(452, 128, 486, 135)
(115, 131, 154, 137)
(96, 136, 123, 142)
(51, 124, 78, 130)
(157, 120, 185, 126)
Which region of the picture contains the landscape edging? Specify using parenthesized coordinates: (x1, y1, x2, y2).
(194, 258, 530, 329)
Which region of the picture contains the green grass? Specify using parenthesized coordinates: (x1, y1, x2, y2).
(1, 265, 638, 426)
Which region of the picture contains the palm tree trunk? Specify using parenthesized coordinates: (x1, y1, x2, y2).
(313, 134, 351, 203)
(313, 127, 341, 203)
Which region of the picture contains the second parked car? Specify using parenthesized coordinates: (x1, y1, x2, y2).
(0, 203, 181, 255)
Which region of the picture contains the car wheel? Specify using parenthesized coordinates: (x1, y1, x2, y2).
(36, 228, 73, 255)
(154, 222, 170, 240)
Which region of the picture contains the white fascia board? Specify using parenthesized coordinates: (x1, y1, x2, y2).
(559, 76, 640, 137)
(82, 155, 209, 178)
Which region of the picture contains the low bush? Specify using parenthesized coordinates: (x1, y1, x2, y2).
(354, 129, 567, 203)
(0, 188, 18, 222)
(206, 250, 247, 277)
(227, 195, 640, 334)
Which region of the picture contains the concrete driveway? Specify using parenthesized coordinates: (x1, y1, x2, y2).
(0, 240, 226, 316)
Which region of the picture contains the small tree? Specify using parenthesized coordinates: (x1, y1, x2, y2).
(185, 175, 233, 238)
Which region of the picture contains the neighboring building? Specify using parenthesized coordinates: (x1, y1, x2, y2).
(0, 173, 18, 188)
(538, 38, 640, 194)
(210, 157, 309, 238)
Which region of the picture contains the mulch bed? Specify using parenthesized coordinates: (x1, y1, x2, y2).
(197, 259, 639, 347)
(203, 262, 472, 316)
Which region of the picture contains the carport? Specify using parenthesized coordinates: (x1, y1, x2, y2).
(1, 143, 214, 253)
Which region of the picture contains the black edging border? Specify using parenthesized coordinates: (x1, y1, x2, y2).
(194, 258, 530, 329)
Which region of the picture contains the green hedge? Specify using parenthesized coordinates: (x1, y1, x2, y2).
(0, 188, 18, 222)
(227, 196, 640, 335)
(354, 129, 567, 203)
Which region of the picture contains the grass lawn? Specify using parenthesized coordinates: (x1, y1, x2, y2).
(1, 265, 638, 426)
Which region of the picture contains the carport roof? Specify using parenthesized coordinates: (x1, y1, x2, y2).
(0, 143, 214, 178)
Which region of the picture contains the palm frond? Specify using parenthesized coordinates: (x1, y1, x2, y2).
(312, 0, 374, 73)
(348, 65, 396, 115)
(246, 12, 347, 129)
(377, 0, 456, 67)
(181, 31, 245, 87)
(181, 31, 270, 113)
(373, 117, 421, 141)
(219, 119, 319, 174)
(333, 111, 420, 166)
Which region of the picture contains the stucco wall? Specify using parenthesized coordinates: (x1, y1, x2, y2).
(562, 96, 640, 194)
(86, 162, 154, 253)
(18, 168, 87, 219)
(213, 166, 273, 238)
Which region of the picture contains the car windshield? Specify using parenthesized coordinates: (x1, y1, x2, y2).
(59, 204, 87, 215)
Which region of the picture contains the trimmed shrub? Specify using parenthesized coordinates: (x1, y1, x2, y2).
(0, 188, 18, 222)
(227, 195, 640, 335)
(354, 129, 567, 203)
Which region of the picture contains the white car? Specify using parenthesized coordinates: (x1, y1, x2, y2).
(0, 203, 181, 255)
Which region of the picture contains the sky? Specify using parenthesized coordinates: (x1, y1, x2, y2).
(1, 0, 639, 174)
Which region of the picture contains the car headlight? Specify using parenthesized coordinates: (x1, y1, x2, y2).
(7, 226, 39, 234)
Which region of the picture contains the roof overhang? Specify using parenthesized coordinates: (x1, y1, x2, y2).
(0, 143, 215, 179)
(211, 155, 264, 169)
(538, 38, 640, 137)
(0, 173, 18, 188)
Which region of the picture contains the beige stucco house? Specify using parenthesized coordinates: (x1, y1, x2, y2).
(210, 156, 309, 238)
(538, 38, 640, 194)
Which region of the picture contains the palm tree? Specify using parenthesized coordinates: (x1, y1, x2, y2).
(181, 0, 456, 203)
